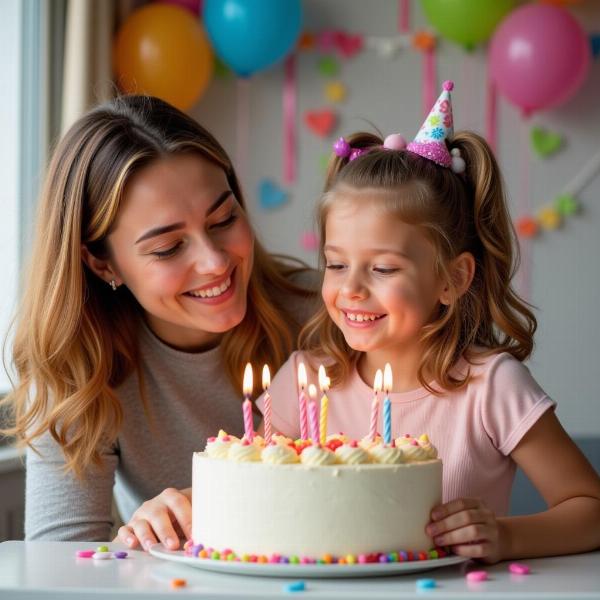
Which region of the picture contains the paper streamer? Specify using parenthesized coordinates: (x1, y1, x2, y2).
(399, 0, 410, 33)
(561, 150, 600, 197)
(517, 120, 533, 302)
(422, 47, 436, 119)
(236, 78, 250, 184)
(283, 54, 297, 184)
(485, 77, 498, 155)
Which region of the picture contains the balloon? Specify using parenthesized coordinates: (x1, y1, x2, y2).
(114, 4, 213, 111)
(420, 0, 515, 50)
(489, 4, 590, 116)
(203, 0, 302, 77)
(159, 0, 202, 14)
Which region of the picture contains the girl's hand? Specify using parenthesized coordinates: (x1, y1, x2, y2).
(115, 487, 192, 552)
(426, 498, 506, 564)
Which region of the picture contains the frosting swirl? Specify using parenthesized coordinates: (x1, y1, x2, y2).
(228, 441, 262, 462)
(262, 444, 299, 464)
(205, 430, 239, 459)
(369, 444, 404, 464)
(401, 441, 429, 462)
(300, 445, 337, 466)
(335, 443, 371, 465)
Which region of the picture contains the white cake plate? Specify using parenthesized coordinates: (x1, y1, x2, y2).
(149, 544, 468, 578)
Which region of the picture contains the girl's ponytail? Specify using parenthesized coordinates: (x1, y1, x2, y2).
(451, 131, 536, 361)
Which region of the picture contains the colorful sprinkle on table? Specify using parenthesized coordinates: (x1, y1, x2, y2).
(113, 551, 128, 559)
(509, 562, 531, 575)
(92, 551, 113, 560)
(466, 570, 489, 582)
(171, 578, 187, 588)
(416, 578, 437, 589)
(283, 580, 306, 593)
(96, 545, 109, 553)
(76, 550, 95, 558)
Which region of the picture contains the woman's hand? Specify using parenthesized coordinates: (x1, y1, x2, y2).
(426, 498, 507, 564)
(115, 487, 192, 551)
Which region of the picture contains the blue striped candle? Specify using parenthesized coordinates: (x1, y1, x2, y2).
(383, 396, 392, 445)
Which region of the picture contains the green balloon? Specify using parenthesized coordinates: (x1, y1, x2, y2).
(420, 0, 515, 50)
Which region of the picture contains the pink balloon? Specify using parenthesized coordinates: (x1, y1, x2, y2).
(489, 4, 590, 116)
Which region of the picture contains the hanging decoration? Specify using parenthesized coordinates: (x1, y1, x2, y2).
(258, 179, 289, 211)
(489, 3, 590, 117)
(420, 0, 515, 51)
(114, 3, 213, 111)
(530, 127, 564, 159)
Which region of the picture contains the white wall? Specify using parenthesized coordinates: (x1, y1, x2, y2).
(192, 0, 600, 436)
(0, 0, 22, 393)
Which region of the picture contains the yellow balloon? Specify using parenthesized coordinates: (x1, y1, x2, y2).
(114, 4, 213, 111)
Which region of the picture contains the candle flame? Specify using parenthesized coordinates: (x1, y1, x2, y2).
(318, 365, 330, 392)
(308, 383, 317, 400)
(374, 369, 383, 393)
(383, 363, 393, 393)
(243, 363, 253, 396)
(298, 362, 307, 389)
(262, 364, 271, 390)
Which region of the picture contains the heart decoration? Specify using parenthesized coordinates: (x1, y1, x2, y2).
(516, 216, 539, 239)
(334, 31, 364, 59)
(258, 179, 288, 211)
(304, 109, 337, 138)
(530, 127, 563, 158)
(300, 231, 319, 251)
(537, 206, 561, 231)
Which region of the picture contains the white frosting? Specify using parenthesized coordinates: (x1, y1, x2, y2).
(300, 445, 337, 466)
(262, 444, 299, 464)
(192, 453, 442, 557)
(335, 444, 371, 465)
(369, 444, 405, 464)
(401, 443, 430, 463)
(228, 442, 261, 462)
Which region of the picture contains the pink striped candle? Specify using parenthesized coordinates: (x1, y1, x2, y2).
(262, 364, 272, 444)
(308, 384, 319, 443)
(298, 362, 309, 441)
(369, 369, 383, 441)
(242, 363, 254, 441)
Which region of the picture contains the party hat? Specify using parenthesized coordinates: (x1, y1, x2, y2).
(407, 80, 455, 168)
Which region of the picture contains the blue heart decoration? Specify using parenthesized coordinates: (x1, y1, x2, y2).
(258, 179, 289, 211)
(591, 34, 600, 60)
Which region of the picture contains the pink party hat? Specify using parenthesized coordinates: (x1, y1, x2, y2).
(407, 80, 455, 168)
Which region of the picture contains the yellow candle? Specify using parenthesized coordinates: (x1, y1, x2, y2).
(318, 365, 330, 446)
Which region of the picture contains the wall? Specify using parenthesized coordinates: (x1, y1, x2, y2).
(192, 0, 600, 438)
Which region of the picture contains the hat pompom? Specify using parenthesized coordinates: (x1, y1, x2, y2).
(383, 133, 407, 150)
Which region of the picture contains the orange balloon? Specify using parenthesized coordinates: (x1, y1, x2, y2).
(114, 4, 213, 111)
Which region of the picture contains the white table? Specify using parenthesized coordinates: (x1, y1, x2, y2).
(1, 541, 599, 599)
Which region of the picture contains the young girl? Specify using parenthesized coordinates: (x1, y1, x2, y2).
(1, 95, 316, 546)
(255, 81, 600, 563)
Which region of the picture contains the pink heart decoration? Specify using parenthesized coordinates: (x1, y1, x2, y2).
(304, 109, 337, 138)
(335, 32, 364, 59)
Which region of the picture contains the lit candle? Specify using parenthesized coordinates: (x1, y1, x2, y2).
(369, 369, 383, 441)
(383, 363, 393, 445)
(308, 384, 319, 443)
(243, 363, 254, 442)
(318, 365, 330, 446)
(297, 362, 309, 441)
(262, 364, 272, 445)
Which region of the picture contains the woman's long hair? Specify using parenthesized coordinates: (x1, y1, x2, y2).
(300, 130, 536, 391)
(1, 95, 313, 476)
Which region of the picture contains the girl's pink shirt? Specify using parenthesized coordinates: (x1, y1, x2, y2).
(256, 350, 555, 517)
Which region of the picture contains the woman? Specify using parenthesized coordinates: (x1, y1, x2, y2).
(2, 95, 316, 543)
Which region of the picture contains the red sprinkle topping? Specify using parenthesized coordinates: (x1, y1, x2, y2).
(242, 439, 250, 446)
(411, 440, 419, 446)
(350, 440, 358, 448)
(326, 439, 343, 452)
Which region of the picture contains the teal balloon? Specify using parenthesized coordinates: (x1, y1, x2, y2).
(420, 0, 515, 50)
(203, 0, 302, 77)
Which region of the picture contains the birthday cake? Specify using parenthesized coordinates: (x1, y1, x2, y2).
(188, 431, 443, 563)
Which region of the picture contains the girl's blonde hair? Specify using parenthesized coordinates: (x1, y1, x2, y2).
(2, 95, 312, 476)
(299, 130, 536, 392)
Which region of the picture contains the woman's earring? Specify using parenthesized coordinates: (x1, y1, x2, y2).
(110, 280, 117, 291)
